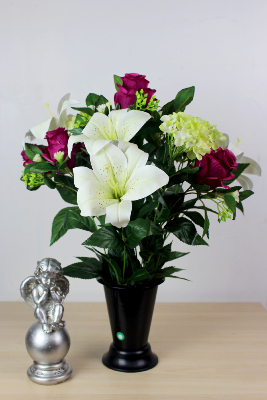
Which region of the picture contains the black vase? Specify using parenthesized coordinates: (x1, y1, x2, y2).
(98, 278, 164, 373)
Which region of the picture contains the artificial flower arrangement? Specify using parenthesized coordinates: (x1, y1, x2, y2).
(21, 73, 261, 287)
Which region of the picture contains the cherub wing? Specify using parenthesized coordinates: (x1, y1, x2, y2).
(20, 276, 38, 308)
(56, 276, 69, 302)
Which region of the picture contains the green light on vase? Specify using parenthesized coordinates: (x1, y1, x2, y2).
(116, 332, 125, 341)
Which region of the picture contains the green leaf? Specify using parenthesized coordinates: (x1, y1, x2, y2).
(56, 186, 77, 205)
(236, 201, 244, 214)
(43, 174, 56, 189)
(180, 198, 197, 211)
(164, 193, 185, 214)
(86, 93, 100, 107)
(96, 95, 109, 107)
(203, 211, 210, 238)
(114, 75, 123, 91)
(156, 207, 170, 224)
(160, 266, 185, 276)
(239, 190, 254, 201)
(54, 175, 77, 205)
(214, 186, 242, 194)
(183, 211, 205, 228)
(155, 244, 189, 261)
(191, 182, 210, 191)
(82, 226, 124, 249)
(173, 86, 195, 113)
(192, 234, 209, 246)
(165, 218, 197, 245)
(29, 162, 56, 173)
(161, 100, 175, 116)
(68, 128, 83, 136)
(107, 259, 122, 283)
(97, 215, 106, 225)
(138, 201, 158, 218)
(193, 205, 218, 215)
(125, 219, 161, 249)
(223, 163, 250, 185)
(63, 258, 102, 279)
(50, 207, 97, 245)
(130, 269, 151, 282)
(71, 107, 94, 116)
(24, 144, 36, 160)
(224, 194, 236, 217)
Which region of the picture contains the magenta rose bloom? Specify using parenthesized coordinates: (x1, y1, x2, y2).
(193, 148, 238, 189)
(114, 73, 156, 109)
(21, 150, 34, 167)
(42, 127, 84, 170)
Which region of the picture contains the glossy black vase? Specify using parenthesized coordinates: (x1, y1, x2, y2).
(99, 278, 164, 373)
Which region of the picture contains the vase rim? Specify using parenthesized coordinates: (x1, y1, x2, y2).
(97, 277, 164, 290)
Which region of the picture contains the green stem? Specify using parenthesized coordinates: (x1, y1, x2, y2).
(123, 246, 126, 279)
(153, 202, 160, 223)
(56, 182, 77, 193)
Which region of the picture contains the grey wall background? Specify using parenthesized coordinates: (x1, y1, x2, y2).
(1, 0, 266, 304)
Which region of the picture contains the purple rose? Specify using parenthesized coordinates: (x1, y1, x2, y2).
(42, 127, 69, 164)
(193, 148, 238, 190)
(42, 127, 84, 170)
(21, 150, 34, 167)
(114, 73, 156, 109)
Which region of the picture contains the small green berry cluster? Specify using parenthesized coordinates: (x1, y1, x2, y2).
(135, 89, 160, 111)
(216, 199, 233, 223)
(21, 171, 44, 189)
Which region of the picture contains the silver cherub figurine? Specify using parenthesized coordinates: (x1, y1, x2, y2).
(20, 258, 72, 385)
(20, 258, 69, 333)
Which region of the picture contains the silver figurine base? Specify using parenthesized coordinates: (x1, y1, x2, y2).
(25, 321, 72, 385)
(27, 359, 72, 385)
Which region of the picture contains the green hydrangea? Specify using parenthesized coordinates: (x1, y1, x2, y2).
(159, 112, 227, 160)
(21, 171, 44, 189)
(67, 112, 92, 130)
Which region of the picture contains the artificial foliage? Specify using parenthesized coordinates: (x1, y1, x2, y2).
(20, 73, 260, 286)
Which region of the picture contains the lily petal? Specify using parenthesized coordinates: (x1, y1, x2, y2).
(91, 143, 127, 186)
(106, 200, 132, 228)
(115, 110, 151, 142)
(236, 174, 253, 190)
(123, 165, 169, 201)
(58, 99, 80, 127)
(57, 93, 71, 116)
(117, 141, 133, 153)
(30, 118, 53, 140)
(68, 134, 94, 157)
(220, 133, 229, 150)
(77, 180, 116, 217)
(83, 112, 110, 141)
(73, 166, 97, 189)
(228, 142, 244, 162)
(241, 156, 261, 176)
(91, 139, 113, 155)
(23, 130, 34, 147)
(125, 144, 148, 179)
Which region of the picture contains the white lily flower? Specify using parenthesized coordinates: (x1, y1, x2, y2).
(73, 142, 169, 228)
(24, 93, 80, 142)
(68, 108, 151, 157)
(221, 135, 261, 190)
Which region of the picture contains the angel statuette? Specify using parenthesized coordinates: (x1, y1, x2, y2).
(20, 258, 69, 333)
(20, 258, 72, 385)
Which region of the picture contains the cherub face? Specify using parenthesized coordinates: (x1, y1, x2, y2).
(38, 272, 56, 288)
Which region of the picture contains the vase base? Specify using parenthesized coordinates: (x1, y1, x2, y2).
(102, 343, 158, 373)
